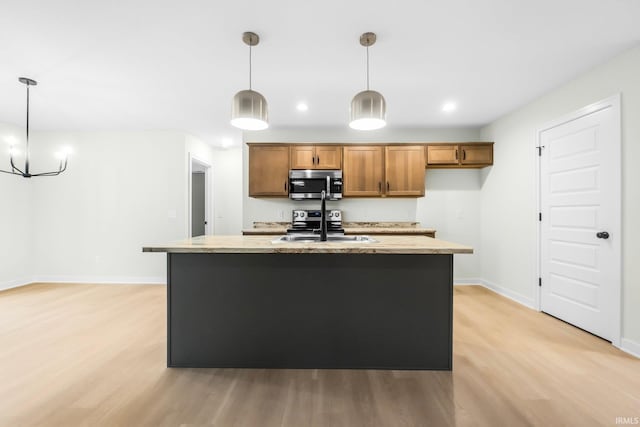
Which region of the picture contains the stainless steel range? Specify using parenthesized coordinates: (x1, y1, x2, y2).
(287, 209, 344, 235)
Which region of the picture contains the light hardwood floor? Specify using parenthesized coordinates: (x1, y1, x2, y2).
(0, 284, 638, 426)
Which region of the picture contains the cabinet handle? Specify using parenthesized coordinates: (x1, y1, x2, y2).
(463, 149, 466, 160)
(316, 156, 320, 165)
(313, 156, 316, 165)
(284, 181, 288, 192)
(455, 149, 458, 160)
(378, 182, 382, 192)
(387, 181, 390, 191)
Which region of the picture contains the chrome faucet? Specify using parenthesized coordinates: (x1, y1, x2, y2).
(319, 190, 328, 241)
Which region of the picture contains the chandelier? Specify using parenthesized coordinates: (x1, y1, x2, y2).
(1, 77, 68, 178)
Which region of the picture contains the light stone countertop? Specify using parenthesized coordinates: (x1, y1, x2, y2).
(242, 227, 437, 235)
(142, 235, 472, 255)
(243, 221, 436, 236)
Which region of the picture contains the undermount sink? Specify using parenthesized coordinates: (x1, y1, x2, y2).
(271, 235, 377, 244)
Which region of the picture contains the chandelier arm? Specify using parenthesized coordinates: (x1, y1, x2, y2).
(30, 159, 68, 177)
(58, 159, 68, 173)
(9, 155, 25, 175)
(0, 168, 23, 175)
(31, 171, 61, 177)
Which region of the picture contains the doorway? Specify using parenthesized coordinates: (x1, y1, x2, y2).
(536, 94, 621, 345)
(189, 156, 212, 237)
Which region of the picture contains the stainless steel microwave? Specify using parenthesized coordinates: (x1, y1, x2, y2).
(289, 170, 343, 200)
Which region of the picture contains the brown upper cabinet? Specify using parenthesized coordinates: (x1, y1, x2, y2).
(290, 145, 342, 169)
(425, 145, 459, 165)
(248, 145, 290, 197)
(248, 142, 492, 198)
(343, 145, 425, 197)
(459, 144, 493, 165)
(385, 146, 425, 196)
(426, 143, 493, 168)
(343, 146, 385, 196)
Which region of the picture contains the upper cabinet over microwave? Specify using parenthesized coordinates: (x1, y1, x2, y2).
(290, 145, 342, 170)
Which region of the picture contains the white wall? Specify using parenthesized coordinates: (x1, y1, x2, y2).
(0, 123, 32, 290)
(480, 44, 640, 347)
(243, 126, 484, 280)
(211, 147, 243, 235)
(418, 169, 483, 280)
(0, 129, 237, 286)
(29, 131, 189, 283)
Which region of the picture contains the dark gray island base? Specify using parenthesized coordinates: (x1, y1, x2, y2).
(167, 252, 453, 370)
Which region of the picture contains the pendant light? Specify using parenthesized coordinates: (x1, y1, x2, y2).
(349, 32, 386, 131)
(231, 32, 269, 131)
(0, 77, 68, 178)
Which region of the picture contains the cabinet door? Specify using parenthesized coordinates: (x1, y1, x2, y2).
(249, 145, 290, 196)
(426, 145, 459, 165)
(343, 146, 384, 197)
(385, 146, 425, 196)
(460, 144, 493, 165)
(315, 145, 342, 169)
(290, 145, 316, 169)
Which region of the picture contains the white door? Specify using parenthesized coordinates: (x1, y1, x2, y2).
(539, 97, 620, 342)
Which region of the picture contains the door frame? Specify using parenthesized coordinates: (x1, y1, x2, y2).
(534, 93, 621, 347)
(187, 153, 213, 237)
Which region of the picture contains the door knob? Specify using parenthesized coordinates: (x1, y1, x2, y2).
(596, 231, 610, 239)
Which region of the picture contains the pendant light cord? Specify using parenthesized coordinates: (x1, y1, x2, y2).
(366, 46, 370, 90)
(249, 44, 252, 90)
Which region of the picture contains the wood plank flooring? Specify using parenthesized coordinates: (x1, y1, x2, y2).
(0, 284, 638, 426)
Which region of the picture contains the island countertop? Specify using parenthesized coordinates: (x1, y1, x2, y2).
(142, 235, 473, 255)
(241, 221, 437, 237)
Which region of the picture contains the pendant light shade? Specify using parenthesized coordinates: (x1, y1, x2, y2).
(350, 90, 386, 130)
(349, 32, 386, 131)
(231, 89, 268, 130)
(231, 32, 269, 131)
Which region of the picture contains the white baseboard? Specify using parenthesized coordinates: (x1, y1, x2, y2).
(0, 277, 33, 292)
(454, 279, 484, 285)
(476, 279, 537, 309)
(620, 338, 640, 359)
(455, 278, 536, 309)
(30, 276, 166, 285)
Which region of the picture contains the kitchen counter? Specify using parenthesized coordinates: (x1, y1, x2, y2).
(142, 235, 470, 254)
(144, 234, 472, 370)
(241, 221, 437, 237)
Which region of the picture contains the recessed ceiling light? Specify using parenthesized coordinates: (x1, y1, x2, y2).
(221, 137, 234, 148)
(442, 102, 457, 113)
(296, 102, 309, 112)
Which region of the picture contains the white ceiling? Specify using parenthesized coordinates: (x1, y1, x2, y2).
(1, 0, 639, 146)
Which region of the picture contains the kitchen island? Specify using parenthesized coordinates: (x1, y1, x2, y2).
(143, 235, 472, 370)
